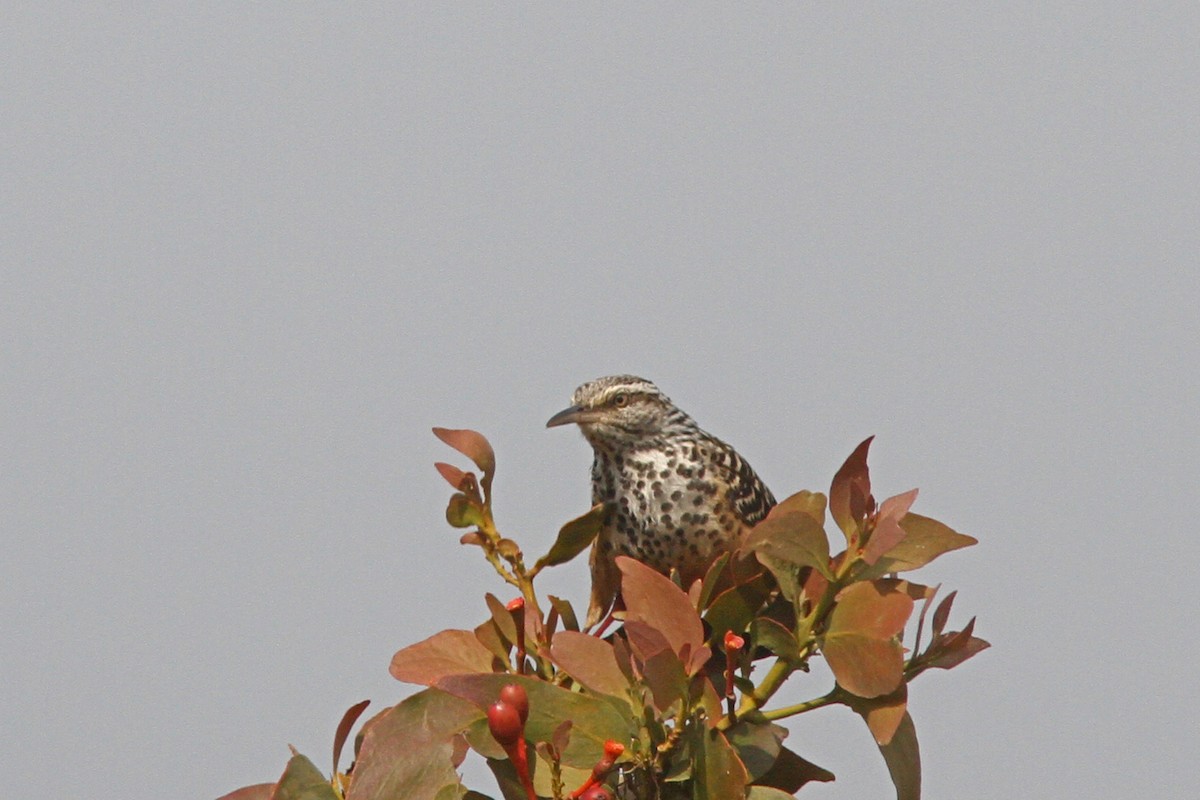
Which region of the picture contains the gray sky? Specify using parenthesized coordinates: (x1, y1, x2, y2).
(3, 4, 1197, 798)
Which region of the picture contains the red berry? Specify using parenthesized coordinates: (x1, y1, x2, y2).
(579, 785, 613, 800)
(499, 683, 529, 725)
(487, 700, 523, 747)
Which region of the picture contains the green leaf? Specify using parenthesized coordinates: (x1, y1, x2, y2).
(745, 510, 834, 593)
(216, 784, 274, 800)
(272, 753, 338, 800)
(548, 595, 580, 633)
(703, 572, 773, 644)
(333, 699, 370, 775)
(693, 726, 750, 800)
(534, 504, 605, 571)
(617, 556, 705, 662)
(389, 629, 498, 686)
(726, 720, 786, 781)
(550, 631, 630, 698)
(828, 436, 874, 542)
(747, 788, 799, 800)
(445, 493, 484, 528)
(750, 617, 801, 662)
(857, 513, 977, 580)
(436, 674, 633, 769)
(347, 689, 481, 800)
(753, 745, 835, 793)
(877, 711, 921, 800)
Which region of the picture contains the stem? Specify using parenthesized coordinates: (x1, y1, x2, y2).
(760, 688, 844, 721)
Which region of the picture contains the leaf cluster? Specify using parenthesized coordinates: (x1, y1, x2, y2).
(221, 432, 986, 800)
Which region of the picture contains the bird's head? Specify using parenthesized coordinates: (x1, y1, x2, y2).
(546, 375, 693, 451)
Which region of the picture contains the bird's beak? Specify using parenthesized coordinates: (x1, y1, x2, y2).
(546, 404, 589, 428)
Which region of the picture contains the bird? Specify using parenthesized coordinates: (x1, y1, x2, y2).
(546, 375, 776, 628)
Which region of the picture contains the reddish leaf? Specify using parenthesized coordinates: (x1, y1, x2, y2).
(217, 785, 275, 800)
(389, 629, 497, 686)
(640, 646, 689, 711)
(473, 618, 511, 663)
(863, 488, 917, 565)
(830, 581, 914, 640)
(550, 631, 629, 698)
(925, 617, 990, 670)
(347, 689, 481, 800)
(849, 685, 908, 746)
(823, 582, 914, 698)
(931, 590, 957, 640)
(534, 504, 605, 571)
(912, 582, 941, 655)
(858, 513, 977, 580)
(877, 711, 921, 800)
(432, 427, 496, 478)
(434, 462, 469, 491)
(753, 745, 835, 792)
(271, 752, 338, 800)
(484, 593, 519, 645)
(436, 674, 633, 769)
(822, 636, 906, 699)
(333, 699, 370, 775)
(617, 556, 705, 661)
(829, 437, 874, 542)
(747, 788, 803, 800)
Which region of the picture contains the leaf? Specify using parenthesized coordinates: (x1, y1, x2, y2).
(696, 552, 732, 611)
(770, 489, 828, 522)
(550, 631, 629, 698)
(857, 513, 977, 580)
(747, 788, 800, 800)
(931, 590, 956, 640)
(750, 617, 801, 662)
(389, 629, 497, 686)
(483, 594, 519, 645)
(753, 745, 835, 792)
(862, 488, 917, 565)
(745, 510, 834, 594)
(548, 595, 580, 633)
(617, 556, 705, 661)
(217, 785, 275, 800)
(640, 646, 689, 712)
(925, 618, 990, 670)
(445, 493, 484, 528)
(333, 700, 370, 775)
(436, 674, 633, 769)
(726, 721, 786, 781)
(534, 504, 605, 571)
(848, 685, 908, 746)
(877, 711, 921, 800)
(703, 572, 773, 644)
(432, 427, 496, 481)
(347, 689, 481, 800)
(829, 436, 874, 542)
(272, 753, 339, 800)
(693, 726, 750, 800)
(485, 757, 532, 800)
(434, 462, 470, 491)
(822, 581, 913, 698)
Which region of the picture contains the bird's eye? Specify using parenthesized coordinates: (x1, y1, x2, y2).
(613, 393, 629, 408)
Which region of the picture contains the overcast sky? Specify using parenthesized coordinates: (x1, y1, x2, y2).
(3, 4, 1197, 799)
